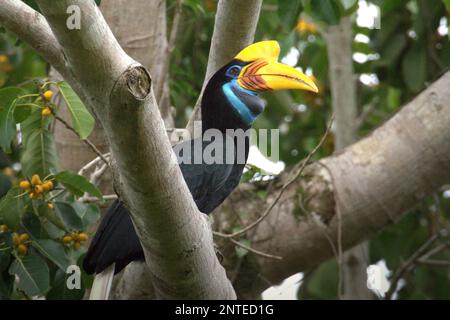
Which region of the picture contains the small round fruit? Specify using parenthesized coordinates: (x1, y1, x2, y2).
(43, 90, 53, 101)
(43, 181, 54, 191)
(0, 55, 8, 64)
(3, 167, 14, 177)
(0, 225, 8, 233)
(73, 242, 81, 251)
(78, 233, 88, 242)
(12, 233, 19, 245)
(18, 233, 29, 243)
(31, 174, 42, 185)
(62, 235, 72, 244)
(47, 202, 54, 209)
(19, 180, 31, 190)
(34, 184, 44, 194)
(29, 192, 36, 199)
(41, 107, 52, 117)
(17, 244, 28, 255)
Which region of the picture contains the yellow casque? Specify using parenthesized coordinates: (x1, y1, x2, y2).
(234, 40, 319, 93)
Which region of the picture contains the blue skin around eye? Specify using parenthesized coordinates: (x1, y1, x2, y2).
(222, 80, 258, 125)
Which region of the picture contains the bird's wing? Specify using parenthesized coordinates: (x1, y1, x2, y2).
(173, 138, 241, 213)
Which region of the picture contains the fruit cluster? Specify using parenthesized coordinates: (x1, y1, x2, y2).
(62, 231, 89, 251)
(19, 174, 54, 200)
(12, 232, 30, 256)
(41, 90, 54, 117)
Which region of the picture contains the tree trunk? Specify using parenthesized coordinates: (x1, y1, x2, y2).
(323, 17, 373, 299)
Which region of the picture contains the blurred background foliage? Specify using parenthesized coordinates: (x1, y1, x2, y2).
(0, 0, 449, 299)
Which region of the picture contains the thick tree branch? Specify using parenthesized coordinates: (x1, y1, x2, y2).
(186, 0, 263, 132)
(0, 0, 85, 103)
(33, 0, 235, 299)
(215, 71, 450, 298)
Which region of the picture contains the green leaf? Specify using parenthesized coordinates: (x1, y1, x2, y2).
(0, 87, 24, 110)
(47, 269, 85, 300)
(55, 202, 83, 230)
(13, 104, 32, 123)
(444, 0, 450, 11)
(402, 44, 427, 93)
(55, 171, 102, 199)
(31, 239, 70, 271)
(21, 128, 59, 177)
(57, 81, 94, 140)
(0, 172, 12, 197)
(0, 270, 14, 298)
(0, 246, 11, 272)
(0, 187, 26, 230)
(72, 202, 100, 227)
(278, 0, 303, 31)
(9, 253, 50, 296)
(311, 0, 342, 25)
(0, 99, 18, 153)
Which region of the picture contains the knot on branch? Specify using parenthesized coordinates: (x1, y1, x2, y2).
(125, 65, 152, 100)
(298, 162, 335, 224)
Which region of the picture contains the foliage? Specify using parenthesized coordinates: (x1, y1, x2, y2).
(0, 33, 101, 299)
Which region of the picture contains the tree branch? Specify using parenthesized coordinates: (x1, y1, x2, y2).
(34, 0, 235, 299)
(186, 0, 263, 133)
(215, 71, 450, 298)
(0, 0, 86, 106)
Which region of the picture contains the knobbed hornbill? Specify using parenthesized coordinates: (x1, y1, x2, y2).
(83, 41, 318, 281)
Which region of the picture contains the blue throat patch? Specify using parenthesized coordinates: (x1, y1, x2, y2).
(222, 80, 258, 125)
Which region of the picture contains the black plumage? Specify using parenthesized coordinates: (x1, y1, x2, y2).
(83, 60, 263, 275)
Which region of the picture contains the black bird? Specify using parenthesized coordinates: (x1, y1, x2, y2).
(83, 41, 318, 276)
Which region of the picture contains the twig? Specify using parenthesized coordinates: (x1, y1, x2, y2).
(156, 0, 184, 104)
(229, 238, 282, 260)
(214, 113, 335, 239)
(55, 115, 110, 167)
(355, 104, 375, 128)
(384, 234, 440, 300)
(80, 194, 118, 203)
(78, 153, 111, 176)
(417, 259, 450, 266)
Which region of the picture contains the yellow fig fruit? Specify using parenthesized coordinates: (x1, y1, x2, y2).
(78, 233, 88, 242)
(12, 233, 19, 245)
(18, 233, 29, 243)
(19, 180, 31, 190)
(31, 174, 42, 185)
(43, 90, 53, 101)
(17, 244, 28, 255)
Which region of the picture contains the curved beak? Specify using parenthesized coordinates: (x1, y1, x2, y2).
(237, 59, 319, 93)
(233, 40, 319, 93)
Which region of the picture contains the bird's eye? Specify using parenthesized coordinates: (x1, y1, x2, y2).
(226, 65, 241, 78)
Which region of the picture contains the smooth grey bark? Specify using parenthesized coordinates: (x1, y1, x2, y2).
(216, 70, 450, 298)
(29, 0, 235, 299)
(186, 0, 263, 133)
(323, 17, 373, 299)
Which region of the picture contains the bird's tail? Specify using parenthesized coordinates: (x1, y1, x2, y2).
(83, 199, 145, 299)
(89, 263, 115, 300)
